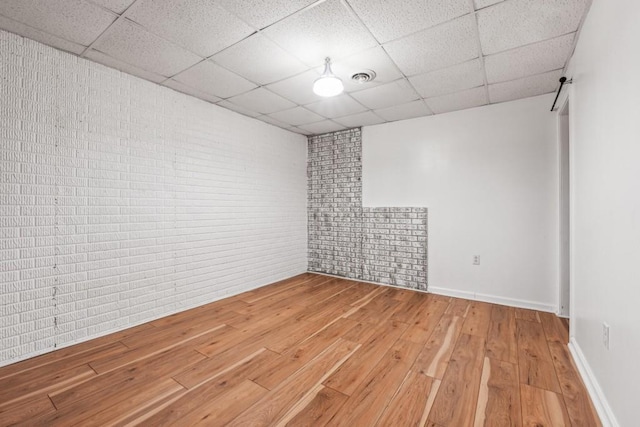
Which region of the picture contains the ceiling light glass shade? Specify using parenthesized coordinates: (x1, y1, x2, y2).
(313, 57, 344, 97)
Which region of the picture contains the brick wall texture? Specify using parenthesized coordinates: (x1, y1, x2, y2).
(307, 128, 428, 290)
(0, 30, 308, 366)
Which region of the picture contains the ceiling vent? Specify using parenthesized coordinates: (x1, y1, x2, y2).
(351, 70, 376, 84)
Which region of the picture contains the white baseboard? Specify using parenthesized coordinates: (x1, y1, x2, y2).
(428, 286, 557, 313)
(308, 272, 556, 313)
(568, 338, 619, 427)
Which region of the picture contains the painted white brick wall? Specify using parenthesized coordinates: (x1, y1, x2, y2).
(0, 30, 308, 367)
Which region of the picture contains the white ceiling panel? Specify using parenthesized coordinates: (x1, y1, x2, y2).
(126, 0, 254, 57)
(298, 119, 346, 135)
(488, 69, 562, 103)
(173, 60, 257, 98)
(332, 46, 404, 92)
(474, 0, 504, 10)
(304, 94, 367, 118)
(350, 79, 419, 110)
(216, 0, 317, 30)
(0, 14, 85, 55)
(384, 15, 479, 76)
(426, 86, 487, 114)
(88, 0, 135, 14)
(409, 59, 485, 99)
(347, 0, 470, 43)
(85, 48, 165, 83)
(162, 79, 222, 104)
(255, 114, 290, 128)
(287, 126, 312, 135)
(334, 111, 385, 128)
(268, 106, 324, 126)
(227, 88, 296, 114)
(216, 100, 261, 118)
(93, 20, 202, 77)
(262, 0, 377, 67)
(374, 100, 432, 122)
(485, 33, 574, 83)
(478, 0, 588, 55)
(0, 0, 116, 46)
(212, 34, 306, 85)
(265, 69, 323, 106)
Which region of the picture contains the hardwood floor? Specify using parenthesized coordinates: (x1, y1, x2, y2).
(0, 273, 601, 426)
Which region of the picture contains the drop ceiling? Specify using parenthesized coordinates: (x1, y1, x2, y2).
(0, 0, 591, 135)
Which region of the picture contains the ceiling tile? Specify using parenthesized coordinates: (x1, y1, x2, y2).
(88, 0, 135, 14)
(85, 49, 166, 83)
(304, 94, 367, 118)
(255, 114, 290, 128)
(126, 0, 254, 57)
(212, 34, 306, 85)
(350, 79, 419, 110)
(162, 79, 222, 103)
(0, 14, 85, 55)
(216, 100, 261, 118)
(409, 59, 485, 98)
(173, 60, 257, 98)
(265, 69, 323, 105)
(298, 119, 346, 135)
(485, 33, 574, 83)
(287, 126, 312, 136)
(384, 15, 479, 75)
(332, 46, 403, 92)
(334, 111, 385, 128)
(0, 0, 116, 46)
(216, 0, 317, 30)
(478, 0, 588, 55)
(347, 0, 470, 43)
(474, 0, 504, 10)
(226, 88, 296, 114)
(488, 69, 562, 103)
(426, 86, 488, 114)
(374, 100, 432, 122)
(93, 19, 202, 77)
(262, 0, 377, 66)
(268, 107, 324, 126)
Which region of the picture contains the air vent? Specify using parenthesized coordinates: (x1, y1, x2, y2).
(351, 70, 376, 84)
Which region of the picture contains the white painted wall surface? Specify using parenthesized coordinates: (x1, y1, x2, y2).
(362, 94, 558, 311)
(563, 0, 640, 425)
(0, 30, 308, 367)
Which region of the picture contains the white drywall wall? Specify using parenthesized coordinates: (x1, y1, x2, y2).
(362, 94, 559, 311)
(562, 0, 640, 424)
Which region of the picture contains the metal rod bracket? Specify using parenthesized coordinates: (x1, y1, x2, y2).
(551, 77, 573, 111)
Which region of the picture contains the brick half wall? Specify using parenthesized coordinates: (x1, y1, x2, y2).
(307, 128, 428, 290)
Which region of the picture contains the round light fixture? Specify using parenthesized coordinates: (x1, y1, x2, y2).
(313, 57, 344, 97)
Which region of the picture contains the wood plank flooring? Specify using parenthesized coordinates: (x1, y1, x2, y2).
(0, 273, 601, 426)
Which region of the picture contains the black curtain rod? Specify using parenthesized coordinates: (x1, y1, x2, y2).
(550, 76, 573, 112)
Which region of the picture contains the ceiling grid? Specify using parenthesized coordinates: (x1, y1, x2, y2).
(0, 0, 593, 134)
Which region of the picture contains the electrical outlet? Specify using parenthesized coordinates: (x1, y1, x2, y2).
(473, 255, 480, 265)
(603, 322, 610, 350)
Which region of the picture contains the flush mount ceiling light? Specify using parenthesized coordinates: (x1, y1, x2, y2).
(313, 57, 344, 97)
